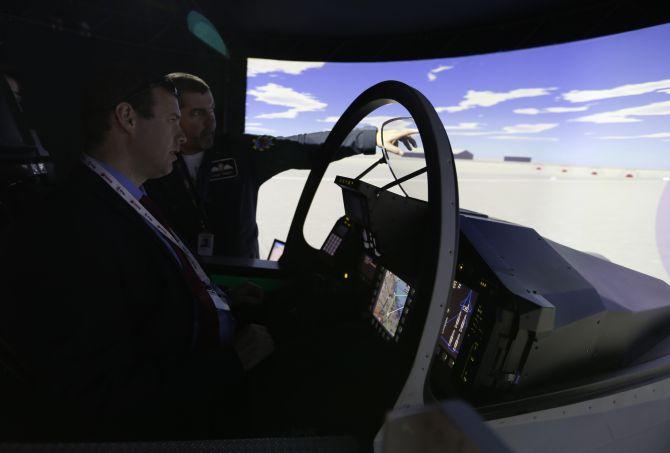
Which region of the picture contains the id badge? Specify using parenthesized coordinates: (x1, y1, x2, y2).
(197, 232, 215, 257)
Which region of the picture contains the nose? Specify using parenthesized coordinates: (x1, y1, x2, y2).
(176, 125, 187, 145)
(205, 110, 216, 129)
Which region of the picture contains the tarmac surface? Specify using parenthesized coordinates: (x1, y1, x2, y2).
(257, 154, 670, 285)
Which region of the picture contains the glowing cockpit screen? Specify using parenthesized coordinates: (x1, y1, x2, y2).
(373, 270, 410, 336)
(440, 281, 478, 359)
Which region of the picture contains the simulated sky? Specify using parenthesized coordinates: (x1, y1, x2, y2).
(245, 24, 670, 170)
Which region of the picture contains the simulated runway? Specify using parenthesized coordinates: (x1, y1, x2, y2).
(257, 155, 670, 285)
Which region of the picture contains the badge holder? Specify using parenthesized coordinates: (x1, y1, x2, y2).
(197, 232, 215, 256)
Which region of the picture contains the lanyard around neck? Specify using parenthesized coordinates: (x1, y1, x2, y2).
(81, 155, 229, 310)
(175, 154, 210, 231)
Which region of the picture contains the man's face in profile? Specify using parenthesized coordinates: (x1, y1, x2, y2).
(132, 87, 186, 180)
(179, 89, 217, 154)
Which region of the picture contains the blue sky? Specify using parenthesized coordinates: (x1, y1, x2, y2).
(245, 24, 670, 169)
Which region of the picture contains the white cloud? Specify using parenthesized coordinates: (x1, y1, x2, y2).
(514, 106, 589, 115)
(316, 115, 410, 129)
(257, 110, 297, 119)
(514, 108, 540, 115)
(449, 131, 494, 137)
(502, 123, 558, 134)
(444, 122, 482, 131)
(247, 58, 325, 77)
(661, 89, 670, 94)
(447, 122, 556, 138)
(432, 65, 452, 74)
(317, 115, 414, 128)
(436, 87, 555, 113)
(489, 135, 558, 141)
(572, 100, 670, 124)
(596, 132, 670, 140)
(248, 83, 327, 119)
(546, 106, 589, 113)
(246, 125, 276, 134)
(359, 116, 403, 128)
(563, 79, 670, 103)
(427, 65, 453, 81)
(245, 121, 275, 133)
(363, 116, 395, 127)
(317, 116, 341, 123)
(443, 120, 558, 143)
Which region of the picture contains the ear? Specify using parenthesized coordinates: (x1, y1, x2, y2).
(114, 102, 137, 135)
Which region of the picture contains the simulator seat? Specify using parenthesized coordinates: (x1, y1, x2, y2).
(0, 72, 53, 230)
(0, 334, 35, 441)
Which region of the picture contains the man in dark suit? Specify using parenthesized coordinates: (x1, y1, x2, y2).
(0, 71, 269, 441)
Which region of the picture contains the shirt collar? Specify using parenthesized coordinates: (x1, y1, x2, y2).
(87, 156, 144, 199)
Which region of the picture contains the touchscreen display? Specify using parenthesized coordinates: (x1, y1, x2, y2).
(373, 270, 411, 336)
(268, 239, 285, 261)
(440, 281, 478, 359)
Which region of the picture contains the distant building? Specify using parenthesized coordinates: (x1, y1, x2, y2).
(454, 150, 473, 160)
(403, 152, 425, 158)
(504, 156, 531, 163)
(402, 149, 474, 159)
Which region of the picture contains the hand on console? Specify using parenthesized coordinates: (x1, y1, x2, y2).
(228, 281, 266, 324)
(233, 323, 275, 371)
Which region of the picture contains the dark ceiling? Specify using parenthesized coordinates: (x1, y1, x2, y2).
(2, 0, 670, 62)
(214, 0, 670, 61)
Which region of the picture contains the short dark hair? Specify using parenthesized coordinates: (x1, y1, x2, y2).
(165, 72, 210, 105)
(82, 70, 178, 149)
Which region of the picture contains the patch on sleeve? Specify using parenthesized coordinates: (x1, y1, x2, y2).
(252, 135, 274, 151)
(209, 158, 238, 181)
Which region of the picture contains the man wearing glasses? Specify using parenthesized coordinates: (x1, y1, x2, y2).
(0, 70, 269, 440)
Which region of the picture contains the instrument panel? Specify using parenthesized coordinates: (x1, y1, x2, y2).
(370, 262, 415, 341)
(439, 281, 478, 361)
(317, 174, 628, 405)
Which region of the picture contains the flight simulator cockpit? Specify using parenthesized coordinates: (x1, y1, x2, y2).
(2, 1, 670, 450)
(255, 80, 670, 446)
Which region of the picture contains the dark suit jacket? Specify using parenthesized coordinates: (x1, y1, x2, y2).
(0, 163, 244, 441)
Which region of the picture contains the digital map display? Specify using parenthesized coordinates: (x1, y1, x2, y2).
(373, 270, 411, 337)
(440, 281, 478, 359)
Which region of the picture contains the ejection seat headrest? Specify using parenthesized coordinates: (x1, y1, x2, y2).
(0, 73, 35, 153)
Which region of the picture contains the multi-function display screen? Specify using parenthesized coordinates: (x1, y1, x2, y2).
(373, 270, 411, 337)
(440, 281, 478, 359)
(267, 239, 285, 261)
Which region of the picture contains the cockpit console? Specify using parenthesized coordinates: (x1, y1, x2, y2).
(317, 176, 425, 344)
(317, 172, 670, 408)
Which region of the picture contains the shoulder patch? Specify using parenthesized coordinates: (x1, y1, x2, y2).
(252, 135, 274, 151)
(209, 158, 238, 181)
